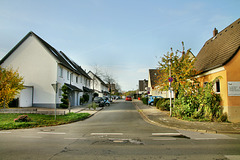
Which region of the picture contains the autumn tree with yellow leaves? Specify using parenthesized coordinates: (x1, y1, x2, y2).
(0, 66, 24, 108)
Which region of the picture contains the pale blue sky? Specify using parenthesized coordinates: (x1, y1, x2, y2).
(0, 0, 239, 91)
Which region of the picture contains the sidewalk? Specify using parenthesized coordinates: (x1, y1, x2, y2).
(133, 99, 240, 134)
(0, 102, 103, 116)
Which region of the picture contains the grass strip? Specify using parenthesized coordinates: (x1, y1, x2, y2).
(0, 112, 90, 130)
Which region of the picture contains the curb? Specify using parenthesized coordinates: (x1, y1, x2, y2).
(133, 102, 240, 134)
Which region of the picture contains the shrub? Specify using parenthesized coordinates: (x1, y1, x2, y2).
(153, 98, 161, 106)
(141, 97, 148, 105)
(88, 102, 97, 110)
(14, 115, 31, 122)
(83, 94, 89, 103)
(156, 98, 171, 111)
(60, 85, 69, 108)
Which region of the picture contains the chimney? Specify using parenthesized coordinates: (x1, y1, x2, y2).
(213, 28, 218, 37)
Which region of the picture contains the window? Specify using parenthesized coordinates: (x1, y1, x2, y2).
(76, 76, 78, 83)
(59, 89, 62, 97)
(203, 82, 208, 88)
(67, 71, 69, 80)
(215, 80, 220, 93)
(80, 75, 82, 83)
(70, 74, 73, 82)
(59, 67, 63, 77)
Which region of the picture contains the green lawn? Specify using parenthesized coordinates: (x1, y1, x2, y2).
(0, 112, 90, 130)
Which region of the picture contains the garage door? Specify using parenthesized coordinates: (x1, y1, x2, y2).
(19, 86, 33, 107)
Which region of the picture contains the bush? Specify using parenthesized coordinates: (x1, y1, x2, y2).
(156, 98, 171, 111)
(88, 102, 97, 110)
(83, 94, 89, 103)
(141, 97, 148, 105)
(14, 115, 31, 122)
(153, 98, 161, 106)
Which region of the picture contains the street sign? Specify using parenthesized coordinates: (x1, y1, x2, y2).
(168, 77, 173, 83)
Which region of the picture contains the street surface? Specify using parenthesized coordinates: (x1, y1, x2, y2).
(0, 100, 240, 160)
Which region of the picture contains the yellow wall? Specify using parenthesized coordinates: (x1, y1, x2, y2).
(198, 70, 228, 109)
(224, 50, 240, 122)
(197, 50, 240, 122)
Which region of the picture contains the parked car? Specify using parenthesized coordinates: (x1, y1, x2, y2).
(102, 97, 110, 106)
(148, 96, 163, 105)
(125, 96, 132, 101)
(93, 97, 105, 107)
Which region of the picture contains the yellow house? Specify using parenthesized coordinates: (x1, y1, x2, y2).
(195, 18, 240, 122)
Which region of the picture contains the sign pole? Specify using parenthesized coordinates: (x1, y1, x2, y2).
(169, 61, 172, 117)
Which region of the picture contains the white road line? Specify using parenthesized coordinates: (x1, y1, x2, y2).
(193, 138, 217, 140)
(91, 133, 123, 136)
(38, 132, 66, 135)
(153, 138, 177, 141)
(152, 133, 182, 136)
(0, 132, 12, 134)
(21, 136, 42, 139)
(64, 138, 86, 140)
(224, 155, 240, 160)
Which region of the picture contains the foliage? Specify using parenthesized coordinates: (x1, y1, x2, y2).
(0, 113, 90, 130)
(172, 77, 226, 122)
(14, 115, 31, 122)
(93, 93, 99, 98)
(60, 84, 69, 108)
(88, 102, 97, 110)
(156, 42, 199, 97)
(156, 43, 227, 122)
(141, 97, 148, 105)
(156, 98, 170, 111)
(153, 98, 161, 106)
(83, 94, 89, 103)
(0, 66, 24, 108)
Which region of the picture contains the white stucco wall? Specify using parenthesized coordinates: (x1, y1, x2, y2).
(1, 35, 58, 107)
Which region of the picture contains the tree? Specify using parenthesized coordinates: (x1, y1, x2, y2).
(60, 84, 69, 108)
(156, 42, 199, 98)
(0, 66, 24, 108)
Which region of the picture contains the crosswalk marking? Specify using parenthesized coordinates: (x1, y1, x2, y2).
(38, 132, 66, 135)
(91, 133, 123, 136)
(152, 133, 182, 136)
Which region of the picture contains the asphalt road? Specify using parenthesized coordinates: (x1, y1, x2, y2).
(0, 100, 240, 160)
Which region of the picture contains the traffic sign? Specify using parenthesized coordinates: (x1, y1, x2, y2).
(168, 77, 173, 83)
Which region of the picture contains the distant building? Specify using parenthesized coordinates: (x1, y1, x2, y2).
(138, 79, 148, 94)
(88, 71, 109, 97)
(148, 69, 170, 98)
(195, 18, 240, 122)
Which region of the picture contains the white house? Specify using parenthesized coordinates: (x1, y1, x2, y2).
(148, 69, 171, 98)
(88, 71, 109, 97)
(0, 31, 92, 108)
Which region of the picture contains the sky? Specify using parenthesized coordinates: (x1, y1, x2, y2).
(0, 0, 239, 91)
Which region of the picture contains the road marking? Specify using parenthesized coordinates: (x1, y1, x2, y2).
(0, 132, 11, 134)
(91, 133, 123, 136)
(225, 155, 240, 160)
(193, 138, 217, 140)
(21, 136, 42, 139)
(0, 131, 12, 134)
(64, 138, 86, 140)
(38, 132, 66, 135)
(153, 138, 177, 141)
(152, 133, 182, 136)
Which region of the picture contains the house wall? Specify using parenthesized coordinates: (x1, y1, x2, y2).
(197, 50, 240, 122)
(224, 50, 240, 122)
(197, 69, 228, 109)
(1, 35, 57, 108)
